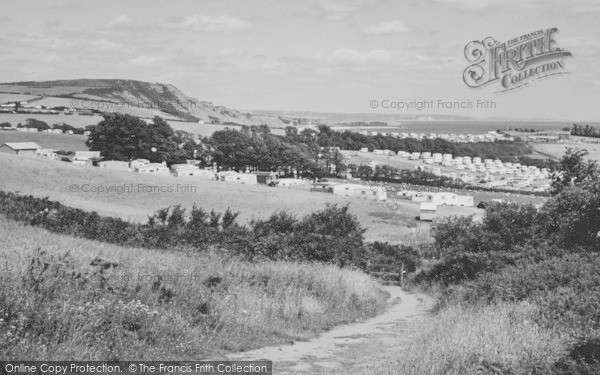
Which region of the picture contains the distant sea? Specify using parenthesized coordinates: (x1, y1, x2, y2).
(332, 121, 600, 135)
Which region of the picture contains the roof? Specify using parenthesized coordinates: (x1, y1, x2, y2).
(171, 164, 199, 170)
(99, 160, 129, 165)
(251, 171, 278, 176)
(74, 151, 102, 159)
(2, 142, 42, 150)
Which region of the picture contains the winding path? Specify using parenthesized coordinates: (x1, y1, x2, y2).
(227, 287, 430, 374)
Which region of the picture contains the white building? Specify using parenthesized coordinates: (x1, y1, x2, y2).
(135, 162, 169, 174)
(412, 192, 474, 207)
(332, 183, 387, 201)
(98, 160, 130, 171)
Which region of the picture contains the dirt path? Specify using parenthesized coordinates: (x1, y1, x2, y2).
(227, 287, 430, 374)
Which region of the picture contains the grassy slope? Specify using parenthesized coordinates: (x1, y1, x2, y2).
(0, 131, 88, 151)
(0, 153, 482, 244)
(379, 301, 568, 375)
(531, 142, 600, 162)
(0, 113, 103, 128)
(0, 216, 387, 360)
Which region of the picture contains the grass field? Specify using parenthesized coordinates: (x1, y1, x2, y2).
(379, 301, 568, 375)
(531, 142, 600, 162)
(0, 93, 41, 103)
(0, 114, 281, 138)
(0, 153, 483, 244)
(0, 113, 104, 128)
(0, 216, 387, 359)
(0, 131, 88, 151)
(167, 121, 285, 137)
(341, 151, 547, 205)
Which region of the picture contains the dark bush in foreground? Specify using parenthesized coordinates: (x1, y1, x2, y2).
(0, 191, 382, 268)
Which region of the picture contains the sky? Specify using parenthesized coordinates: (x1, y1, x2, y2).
(0, 0, 599, 121)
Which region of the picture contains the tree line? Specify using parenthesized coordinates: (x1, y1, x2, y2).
(571, 123, 600, 138)
(85, 114, 558, 180)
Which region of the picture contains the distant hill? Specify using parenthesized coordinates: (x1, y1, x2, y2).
(0, 79, 287, 127)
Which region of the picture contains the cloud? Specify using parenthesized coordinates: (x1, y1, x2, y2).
(326, 48, 393, 65)
(107, 14, 135, 29)
(430, 0, 600, 13)
(561, 36, 600, 57)
(314, 0, 377, 21)
(127, 55, 167, 67)
(166, 14, 252, 32)
(363, 20, 407, 35)
(92, 39, 124, 50)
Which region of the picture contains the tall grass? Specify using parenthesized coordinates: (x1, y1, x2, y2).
(381, 302, 569, 375)
(0, 216, 387, 360)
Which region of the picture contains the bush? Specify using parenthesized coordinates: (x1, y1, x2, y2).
(0, 191, 375, 269)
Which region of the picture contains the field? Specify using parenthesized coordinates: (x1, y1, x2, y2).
(330, 121, 578, 134)
(0, 153, 482, 244)
(341, 151, 548, 205)
(0, 215, 387, 359)
(0, 93, 41, 103)
(167, 121, 244, 137)
(0, 84, 88, 96)
(0, 113, 103, 128)
(0, 114, 281, 138)
(531, 142, 600, 162)
(379, 301, 568, 375)
(0, 131, 88, 151)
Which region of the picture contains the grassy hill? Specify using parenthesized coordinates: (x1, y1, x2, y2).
(0, 131, 87, 152)
(0, 79, 287, 128)
(0, 215, 387, 359)
(0, 153, 482, 244)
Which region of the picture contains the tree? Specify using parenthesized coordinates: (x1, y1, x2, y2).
(550, 148, 599, 195)
(24, 118, 50, 131)
(86, 113, 192, 164)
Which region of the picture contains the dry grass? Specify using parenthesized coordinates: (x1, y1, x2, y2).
(0, 216, 387, 360)
(0, 113, 104, 128)
(0, 153, 450, 244)
(380, 301, 570, 375)
(0, 131, 88, 151)
(532, 142, 600, 162)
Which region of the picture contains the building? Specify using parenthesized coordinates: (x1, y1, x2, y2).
(271, 178, 305, 187)
(0, 142, 42, 156)
(419, 202, 437, 221)
(252, 171, 279, 185)
(412, 192, 474, 207)
(98, 160, 130, 171)
(171, 164, 199, 176)
(216, 171, 257, 185)
(39, 149, 57, 160)
(171, 164, 215, 179)
(134, 162, 170, 174)
(72, 151, 102, 165)
(130, 159, 150, 169)
(332, 183, 387, 201)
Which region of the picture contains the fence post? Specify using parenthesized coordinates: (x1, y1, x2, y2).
(400, 262, 404, 289)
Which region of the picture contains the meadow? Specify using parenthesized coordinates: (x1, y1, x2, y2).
(0, 153, 474, 244)
(532, 142, 600, 162)
(0, 216, 387, 359)
(378, 301, 570, 375)
(0, 113, 103, 128)
(0, 131, 88, 151)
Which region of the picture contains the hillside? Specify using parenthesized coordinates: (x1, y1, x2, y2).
(0, 153, 481, 244)
(0, 79, 287, 127)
